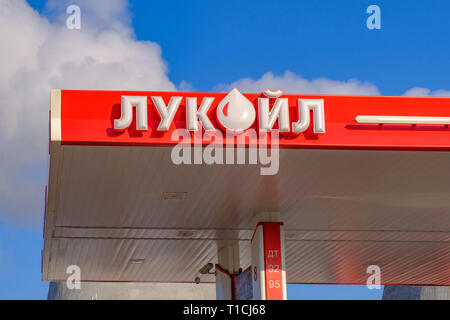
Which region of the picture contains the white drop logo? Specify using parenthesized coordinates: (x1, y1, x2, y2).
(216, 88, 256, 133)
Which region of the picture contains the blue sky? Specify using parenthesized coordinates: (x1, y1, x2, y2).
(27, 0, 450, 95)
(2, 0, 450, 299)
(129, 0, 450, 95)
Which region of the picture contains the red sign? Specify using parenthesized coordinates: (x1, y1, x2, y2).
(55, 89, 450, 150)
(262, 223, 284, 300)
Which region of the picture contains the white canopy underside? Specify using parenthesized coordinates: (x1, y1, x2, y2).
(43, 145, 450, 285)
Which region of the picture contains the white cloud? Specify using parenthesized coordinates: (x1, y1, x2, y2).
(178, 80, 196, 92)
(403, 87, 450, 97)
(0, 0, 175, 226)
(214, 71, 381, 95)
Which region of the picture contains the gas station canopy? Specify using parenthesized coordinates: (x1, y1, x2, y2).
(42, 89, 450, 286)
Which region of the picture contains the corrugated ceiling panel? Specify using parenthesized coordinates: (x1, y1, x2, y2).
(43, 145, 450, 284)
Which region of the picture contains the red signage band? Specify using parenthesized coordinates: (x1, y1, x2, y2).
(57, 89, 450, 150)
(262, 222, 284, 300)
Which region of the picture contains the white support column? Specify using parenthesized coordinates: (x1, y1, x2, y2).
(251, 221, 287, 300)
(215, 241, 240, 300)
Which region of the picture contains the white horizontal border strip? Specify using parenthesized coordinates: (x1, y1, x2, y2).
(356, 115, 450, 125)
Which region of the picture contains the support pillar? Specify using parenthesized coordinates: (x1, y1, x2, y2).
(215, 242, 240, 300)
(251, 221, 287, 300)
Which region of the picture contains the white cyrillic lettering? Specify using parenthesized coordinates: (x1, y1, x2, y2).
(267, 250, 279, 258)
(259, 98, 290, 132)
(115, 96, 148, 130)
(186, 97, 216, 131)
(292, 99, 325, 133)
(152, 96, 182, 131)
